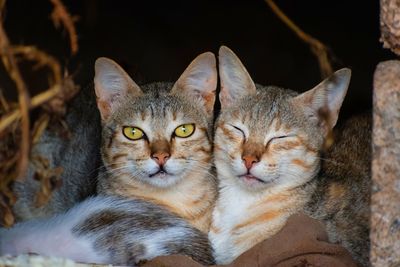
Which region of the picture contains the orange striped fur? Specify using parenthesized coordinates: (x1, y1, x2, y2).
(210, 46, 357, 264)
(103, 171, 216, 233)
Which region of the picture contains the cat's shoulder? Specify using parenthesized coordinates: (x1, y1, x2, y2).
(307, 112, 371, 215)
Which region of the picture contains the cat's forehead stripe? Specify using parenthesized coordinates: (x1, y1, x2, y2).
(133, 93, 205, 125)
(149, 103, 155, 117)
(274, 114, 282, 132)
(141, 111, 146, 121)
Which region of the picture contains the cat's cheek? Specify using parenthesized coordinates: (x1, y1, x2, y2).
(143, 159, 159, 176)
(214, 136, 242, 173)
(215, 160, 236, 182)
(232, 157, 247, 175)
(258, 153, 279, 168)
(285, 148, 318, 172)
(276, 154, 318, 186)
(214, 147, 233, 165)
(226, 141, 243, 160)
(293, 158, 319, 177)
(163, 160, 182, 175)
(214, 139, 230, 154)
(248, 165, 277, 186)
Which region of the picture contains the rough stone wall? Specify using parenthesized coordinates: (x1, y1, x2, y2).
(371, 60, 400, 267)
(380, 0, 400, 56)
(370, 1, 400, 265)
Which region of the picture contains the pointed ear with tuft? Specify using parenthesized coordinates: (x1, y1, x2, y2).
(171, 52, 217, 117)
(94, 57, 143, 121)
(218, 46, 257, 109)
(291, 68, 352, 134)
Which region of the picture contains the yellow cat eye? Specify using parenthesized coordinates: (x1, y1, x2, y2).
(174, 124, 195, 138)
(123, 126, 144, 140)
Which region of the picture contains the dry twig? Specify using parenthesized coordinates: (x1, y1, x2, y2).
(31, 113, 50, 145)
(0, 194, 15, 226)
(265, 0, 333, 78)
(12, 45, 79, 116)
(0, 45, 80, 133)
(50, 0, 79, 55)
(0, 0, 80, 226)
(0, 44, 63, 133)
(0, 89, 10, 113)
(0, 84, 61, 133)
(0, 6, 31, 182)
(13, 45, 62, 83)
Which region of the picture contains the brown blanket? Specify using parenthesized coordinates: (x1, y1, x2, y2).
(144, 213, 359, 267)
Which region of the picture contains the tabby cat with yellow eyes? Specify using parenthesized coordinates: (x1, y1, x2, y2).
(95, 54, 218, 233)
(0, 54, 219, 266)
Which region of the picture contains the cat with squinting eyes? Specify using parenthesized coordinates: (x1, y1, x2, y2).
(0, 53, 218, 265)
(209, 46, 370, 266)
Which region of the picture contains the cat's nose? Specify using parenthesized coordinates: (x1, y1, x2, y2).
(152, 151, 170, 166)
(242, 155, 259, 170)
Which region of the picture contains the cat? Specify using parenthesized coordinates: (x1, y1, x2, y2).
(209, 46, 370, 266)
(94, 54, 218, 233)
(13, 53, 218, 234)
(0, 195, 215, 266)
(0, 53, 219, 265)
(12, 80, 101, 222)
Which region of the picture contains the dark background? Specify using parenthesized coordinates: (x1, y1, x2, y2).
(1, 0, 394, 120)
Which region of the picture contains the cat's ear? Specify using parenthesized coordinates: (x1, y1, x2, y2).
(218, 46, 256, 109)
(171, 52, 217, 116)
(94, 57, 143, 121)
(292, 68, 351, 133)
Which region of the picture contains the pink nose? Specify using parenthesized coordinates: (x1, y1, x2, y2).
(152, 151, 170, 166)
(242, 155, 259, 170)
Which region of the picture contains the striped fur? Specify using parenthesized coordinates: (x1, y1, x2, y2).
(0, 54, 220, 266)
(0, 196, 215, 265)
(210, 46, 370, 266)
(95, 55, 218, 233)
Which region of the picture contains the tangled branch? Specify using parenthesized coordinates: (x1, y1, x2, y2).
(50, 0, 79, 55)
(0, 0, 80, 227)
(0, 9, 31, 182)
(265, 0, 333, 78)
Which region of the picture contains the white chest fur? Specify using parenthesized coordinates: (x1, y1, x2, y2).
(209, 184, 262, 264)
(209, 177, 305, 264)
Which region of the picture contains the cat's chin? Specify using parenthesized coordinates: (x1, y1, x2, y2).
(149, 170, 169, 178)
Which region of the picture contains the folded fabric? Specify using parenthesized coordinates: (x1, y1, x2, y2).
(143, 213, 359, 267)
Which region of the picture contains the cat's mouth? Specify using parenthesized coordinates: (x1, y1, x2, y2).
(149, 169, 170, 178)
(239, 174, 265, 184)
